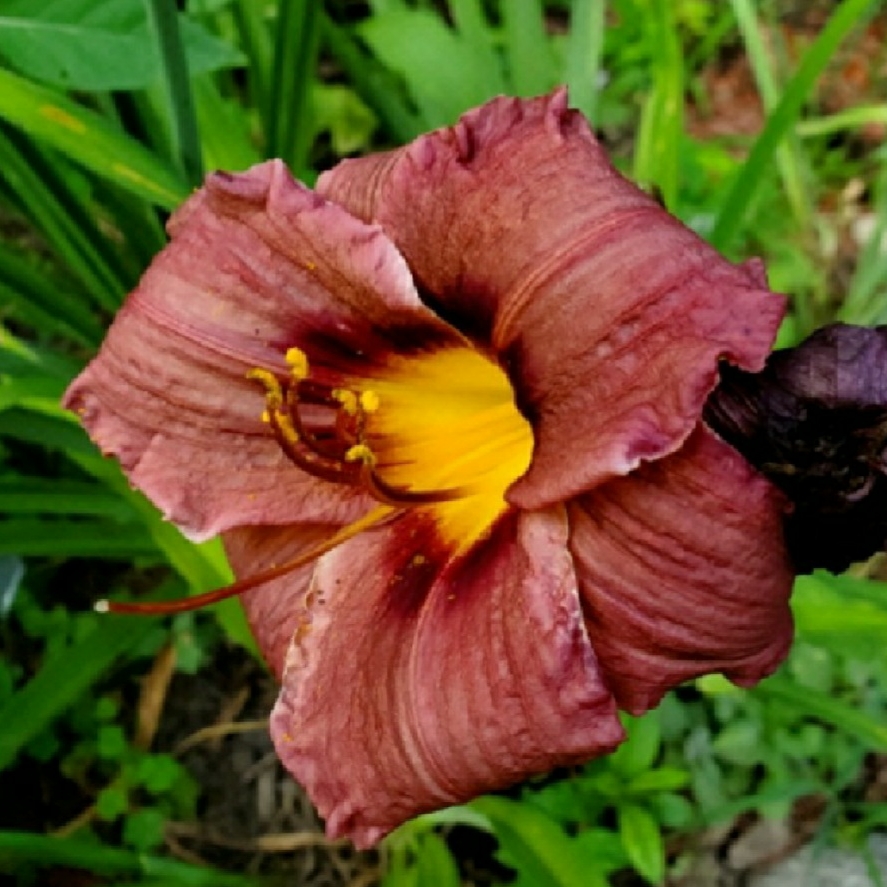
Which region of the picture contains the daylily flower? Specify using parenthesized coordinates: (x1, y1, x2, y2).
(64, 90, 794, 847)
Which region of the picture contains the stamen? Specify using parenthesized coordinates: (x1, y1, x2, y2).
(97, 506, 393, 615)
(247, 354, 462, 507)
(285, 347, 309, 380)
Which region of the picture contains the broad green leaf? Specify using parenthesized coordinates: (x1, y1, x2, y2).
(0, 519, 159, 559)
(472, 796, 600, 887)
(321, 13, 423, 143)
(791, 574, 887, 657)
(617, 803, 665, 885)
(502, 0, 558, 96)
(0, 477, 134, 519)
(360, 8, 497, 128)
(610, 711, 661, 778)
(449, 0, 507, 95)
(0, 68, 188, 208)
(0, 0, 243, 91)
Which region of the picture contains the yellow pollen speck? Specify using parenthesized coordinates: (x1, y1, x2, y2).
(411, 554, 426, 566)
(261, 409, 270, 424)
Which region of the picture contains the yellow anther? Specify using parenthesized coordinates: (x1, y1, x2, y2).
(359, 390, 380, 413)
(285, 347, 309, 380)
(345, 443, 376, 467)
(333, 389, 359, 416)
(246, 368, 283, 408)
(274, 408, 301, 448)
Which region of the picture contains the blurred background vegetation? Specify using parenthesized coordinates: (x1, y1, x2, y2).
(1, 0, 886, 885)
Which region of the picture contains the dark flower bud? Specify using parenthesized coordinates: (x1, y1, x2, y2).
(705, 323, 887, 573)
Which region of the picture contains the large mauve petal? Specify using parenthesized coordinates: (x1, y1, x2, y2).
(568, 425, 794, 714)
(319, 91, 785, 507)
(269, 507, 623, 847)
(223, 523, 339, 680)
(64, 160, 458, 540)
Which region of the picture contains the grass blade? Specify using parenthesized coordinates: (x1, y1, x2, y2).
(710, 0, 877, 252)
(756, 676, 887, 752)
(266, 0, 320, 172)
(566, 0, 606, 124)
(0, 831, 261, 885)
(320, 13, 422, 143)
(0, 130, 126, 309)
(633, 0, 683, 209)
(729, 0, 812, 231)
(144, 0, 203, 187)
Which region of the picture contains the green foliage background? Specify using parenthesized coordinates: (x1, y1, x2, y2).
(1, 1, 886, 885)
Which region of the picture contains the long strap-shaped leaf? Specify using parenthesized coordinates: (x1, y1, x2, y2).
(710, 0, 877, 251)
(0, 67, 188, 209)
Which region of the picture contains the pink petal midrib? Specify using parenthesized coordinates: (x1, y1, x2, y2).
(492, 206, 660, 347)
(129, 290, 289, 371)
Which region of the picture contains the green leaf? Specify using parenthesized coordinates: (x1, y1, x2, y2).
(0, 67, 188, 208)
(0, 477, 134, 519)
(266, 0, 321, 173)
(610, 711, 661, 778)
(415, 833, 460, 887)
(710, 0, 878, 250)
(618, 803, 665, 885)
(0, 243, 103, 347)
(792, 574, 887, 658)
(502, 0, 558, 96)
(626, 767, 690, 794)
(145, 0, 203, 187)
(0, 519, 159, 559)
(755, 676, 887, 752)
(97, 785, 130, 821)
(122, 808, 166, 851)
(359, 8, 496, 129)
(0, 831, 261, 885)
(0, 0, 243, 91)
(565, 0, 606, 123)
(633, 0, 683, 209)
(0, 604, 160, 771)
(472, 796, 600, 887)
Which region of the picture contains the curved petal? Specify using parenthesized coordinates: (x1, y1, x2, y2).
(224, 523, 339, 680)
(568, 425, 794, 714)
(319, 91, 785, 507)
(269, 507, 623, 847)
(64, 160, 457, 539)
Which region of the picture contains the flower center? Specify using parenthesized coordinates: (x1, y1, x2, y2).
(97, 345, 532, 615)
(252, 345, 534, 554)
